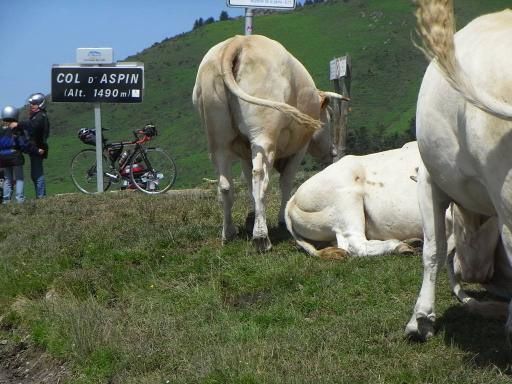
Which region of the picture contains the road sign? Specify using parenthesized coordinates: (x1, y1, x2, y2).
(76, 48, 114, 65)
(227, 0, 296, 9)
(51, 63, 144, 103)
(329, 56, 347, 80)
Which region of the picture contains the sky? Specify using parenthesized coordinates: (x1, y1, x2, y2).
(0, 0, 246, 110)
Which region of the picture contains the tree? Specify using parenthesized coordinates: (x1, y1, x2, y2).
(193, 17, 204, 30)
(204, 17, 215, 25)
(219, 10, 229, 21)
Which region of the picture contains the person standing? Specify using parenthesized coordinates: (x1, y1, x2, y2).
(9, 93, 49, 198)
(0, 106, 25, 203)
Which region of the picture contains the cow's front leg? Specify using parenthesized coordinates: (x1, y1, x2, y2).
(251, 146, 274, 252)
(405, 237, 441, 341)
(405, 166, 449, 341)
(278, 147, 308, 226)
(214, 151, 237, 244)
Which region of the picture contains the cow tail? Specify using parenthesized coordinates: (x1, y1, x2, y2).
(284, 197, 348, 261)
(220, 36, 322, 133)
(415, 0, 512, 120)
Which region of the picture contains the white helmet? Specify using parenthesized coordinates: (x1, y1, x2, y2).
(27, 92, 47, 109)
(1, 105, 19, 122)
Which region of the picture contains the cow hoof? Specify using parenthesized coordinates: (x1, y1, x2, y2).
(222, 226, 238, 244)
(318, 247, 349, 261)
(405, 313, 435, 342)
(395, 243, 415, 255)
(253, 236, 272, 252)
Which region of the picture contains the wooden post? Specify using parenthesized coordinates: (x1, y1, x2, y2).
(330, 55, 351, 162)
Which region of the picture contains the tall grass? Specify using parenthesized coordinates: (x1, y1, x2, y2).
(1, 188, 511, 383)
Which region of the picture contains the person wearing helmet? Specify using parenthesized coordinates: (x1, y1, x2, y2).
(8, 92, 50, 198)
(0, 105, 39, 203)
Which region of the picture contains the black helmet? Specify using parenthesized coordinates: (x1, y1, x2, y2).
(143, 124, 157, 137)
(27, 93, 47, 109)
(1, 105, 19, 122)
(78, 128, 96, 145)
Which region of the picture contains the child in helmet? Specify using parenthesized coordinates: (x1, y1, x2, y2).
(0, 105, 40, 203)
(0, 105, 25, 203)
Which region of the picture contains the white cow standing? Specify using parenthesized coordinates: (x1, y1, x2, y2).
(192, 34, 346, 252)
(406, 1, 512, 341)
(285, 141, 422, 259)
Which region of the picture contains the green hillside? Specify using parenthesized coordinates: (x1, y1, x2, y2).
(40, 0, 510, 195)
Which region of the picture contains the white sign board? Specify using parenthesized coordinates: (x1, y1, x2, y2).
(329, 56, 347, 80)
(76, 48, 114, 65)
(227, 0, 296, 9)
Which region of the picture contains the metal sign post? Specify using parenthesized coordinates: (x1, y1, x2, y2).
(51, 48, 144, 193)
(94, 103, 103, 191)
(245, 7, 253, 35)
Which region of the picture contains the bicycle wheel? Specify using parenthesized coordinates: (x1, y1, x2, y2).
(70, 149, 112, 194)
(129, 147, 177, 194)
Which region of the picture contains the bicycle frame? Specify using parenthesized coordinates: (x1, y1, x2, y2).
(103, 132, 152, 184)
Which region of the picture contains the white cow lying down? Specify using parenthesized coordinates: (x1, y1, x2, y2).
(285, 141, 422, 259)
(284, 137, 512, 316)
(284, 135, 512, 317)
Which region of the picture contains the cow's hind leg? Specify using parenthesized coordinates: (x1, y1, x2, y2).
(240, 159, 256, 234)
(250, 141, 275, 252)
(335, 232, 406, 257)
(331, 191, 412, 257)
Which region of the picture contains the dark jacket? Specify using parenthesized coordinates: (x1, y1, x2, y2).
(0, 126, 38, 167)
(18, 109, 50, 159)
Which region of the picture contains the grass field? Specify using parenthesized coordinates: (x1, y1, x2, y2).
(1, 189, 511, 383)
(3, 1, 512, 382)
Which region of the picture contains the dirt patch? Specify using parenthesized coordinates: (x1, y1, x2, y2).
(0, 340, 70, 384)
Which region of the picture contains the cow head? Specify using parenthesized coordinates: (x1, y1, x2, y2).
(308, 91, 349, 166)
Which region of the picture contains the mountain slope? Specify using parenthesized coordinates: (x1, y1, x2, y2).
(41, 0, 510, 195)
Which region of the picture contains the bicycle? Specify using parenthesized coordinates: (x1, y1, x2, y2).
(70, 124, 177, 194)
